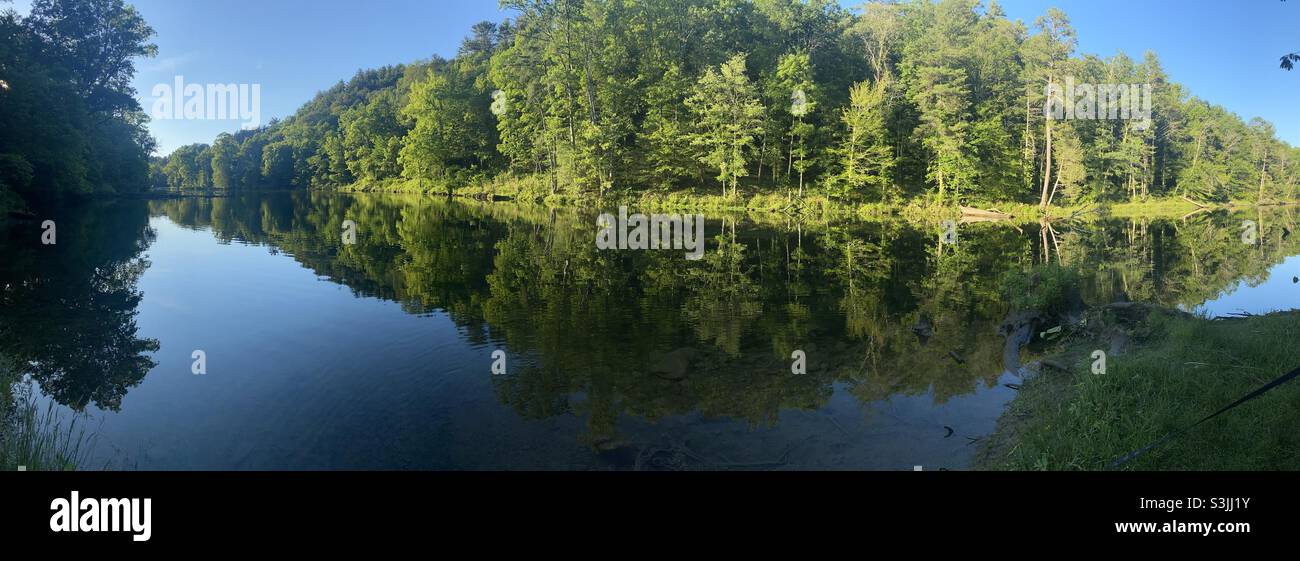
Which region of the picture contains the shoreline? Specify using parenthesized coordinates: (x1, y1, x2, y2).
(976, 306, 1300, 470)
(324, 176, 1296, 223)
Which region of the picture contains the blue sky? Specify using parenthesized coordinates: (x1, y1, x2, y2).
(11, 0, 512, 153)
(998, 0, 1300, 145)
(8, 0, 1300, 153)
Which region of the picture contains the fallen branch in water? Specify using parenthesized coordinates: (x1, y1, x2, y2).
(1101, 301, 1197, 320)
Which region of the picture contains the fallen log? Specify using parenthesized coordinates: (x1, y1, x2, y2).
(960, 206, 1014, 219)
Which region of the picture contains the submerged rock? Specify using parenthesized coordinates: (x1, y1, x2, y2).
(649, 347, 700, 381)
(591, 435, 630, 452)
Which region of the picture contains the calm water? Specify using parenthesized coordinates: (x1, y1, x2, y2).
(2, 192, 1297, 469)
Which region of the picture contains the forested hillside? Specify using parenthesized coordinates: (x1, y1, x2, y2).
(151, 0, 1300, 209)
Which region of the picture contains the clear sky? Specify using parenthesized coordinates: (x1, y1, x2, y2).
(11, 0, 512, 154)
(997, 0, 1300, 146)
(8, 0, 1300, 154)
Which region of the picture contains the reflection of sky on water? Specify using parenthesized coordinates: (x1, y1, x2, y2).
(1195, 255, 1300, 317)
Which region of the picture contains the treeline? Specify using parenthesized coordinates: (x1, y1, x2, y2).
(0, 0, 158, 215)
(153, 0, 1300, 207)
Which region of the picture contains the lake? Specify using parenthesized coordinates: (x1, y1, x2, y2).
(2, 192, 1297, 469)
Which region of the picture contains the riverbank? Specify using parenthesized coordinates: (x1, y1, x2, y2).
(977, 306, 1300, 470)
(327, 174, 1286, 223)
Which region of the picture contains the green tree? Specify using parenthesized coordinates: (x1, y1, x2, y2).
(24, 0, 156, 113)
(1022, 7, 1076, 210)
(774, 52, 816, 195)
(639, 64, 697, 188)
(210, 133, 239, 190)
(399, 60, 497, 192)
(686, 54, 765, 198)
(833, 79, 893, 200)
(0, 0, 157, 205)
(340, 89, 406, 183)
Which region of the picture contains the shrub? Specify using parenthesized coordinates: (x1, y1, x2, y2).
(1001, 264, 1084, 316)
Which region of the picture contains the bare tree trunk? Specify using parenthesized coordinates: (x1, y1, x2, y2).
(549, 138, 557, 195)
(1024, 94, 1036, 189)
(1259, 158, 1269, 203)
(1040, 82, 1054, 211)
(797, 132, 805, 197)
(786, 118, 796, 180)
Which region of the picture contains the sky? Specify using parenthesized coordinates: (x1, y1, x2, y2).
(8, 0, 1300, 154)
(997, 0, 1300, 144)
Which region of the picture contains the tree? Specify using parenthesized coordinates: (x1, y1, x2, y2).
(24, 0, 156, 114)
(686, 54, 765, 198)
(0, 0, 157, 205)
(852, 1, 904, 83)
(1248, 117, 1277, 203)
(135, 0, 1300, 210)
(833, 79, 893, 200)
(261, 142, 295, 187)
(898, 0, 984, 204)
(1022, 8, 1076, 211)
(639, 64, 697, 189)
(773, 52, 816, 195)
(399, 59, 497, 192)
(210, 133, 239, 190)
(340, 89, 406, 183)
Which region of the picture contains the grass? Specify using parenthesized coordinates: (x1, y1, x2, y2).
(0, 357, 98, 471)
(1101, 198, 1204, 219)
(978, 308, 1300, 470)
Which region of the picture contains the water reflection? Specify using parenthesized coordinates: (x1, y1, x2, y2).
(4, 192, 1298, 468)
(0, 201, 159, 411)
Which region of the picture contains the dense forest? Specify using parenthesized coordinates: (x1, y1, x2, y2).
(147, 0, 1300, 210)
(0, 0, 158, 216)
(2, 0, 1296, 215)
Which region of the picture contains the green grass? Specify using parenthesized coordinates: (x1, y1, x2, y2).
(1102, 198, 1204, 218)
(0, 357, 97, 471)
(979, 309, 1300, 470)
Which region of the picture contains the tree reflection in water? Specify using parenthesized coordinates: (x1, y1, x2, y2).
(139, 193, 1300, 453)
(0, 201, 159, 411)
